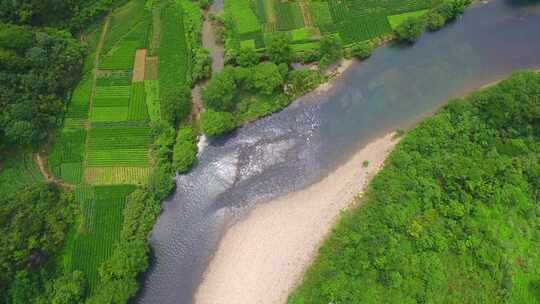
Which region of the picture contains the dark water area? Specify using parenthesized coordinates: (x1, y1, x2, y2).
(137, 1, 540, 303)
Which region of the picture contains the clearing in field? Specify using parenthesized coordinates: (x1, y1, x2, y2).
(132, 49, 147, 82)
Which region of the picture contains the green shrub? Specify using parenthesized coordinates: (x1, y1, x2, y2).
(236, 46, 259, 67)
(394, 16, 427, 43)
(173, 127, 198, 173)
(426, 11, 445, 31)
(348, 41, 374, 60)
(202, 69, 237, 111)
(319, 35, 343, 68)
(285, 69, 325, 98)
(161, 85, 192, 125)
(248, 62, 284, 95)
(266, 34, 292, 64)
(201, 109, 236, 137)
(192, 48, 212, 82)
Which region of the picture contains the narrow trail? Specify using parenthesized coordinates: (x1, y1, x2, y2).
(190, 2, 225, 121)
(34, 153, 73, 189)
(299, 2, 312, 28)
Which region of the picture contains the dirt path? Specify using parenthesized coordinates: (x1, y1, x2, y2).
(34, 153, 73, 189)
(34, 153, 52, 182)
(132, 49, 147, 82)
(299, 2, 312, 28)
(195, 133, 399, 304)
(191, 4, 225, 121)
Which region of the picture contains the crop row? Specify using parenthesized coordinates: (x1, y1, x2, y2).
(48, 128, 86, 179)
(102, 0, 148, 54)
(275, 1, 304, 31)
(338, 15, 392, 44)
(95, 85, 131, 98)
(86, 148, 149, 167)
(91, 106, 129, 122)
(308, 2, 333, 28)
(85, 166, 151, 185)
(69, 186, 135, 292)
(225, 0, 261, 35)
(127, 82, 149, 121)
(99, 41, 140, 70)
(347, 0, 440, 15)
(96, 71, 132, 86)
(159, 1, 190, 98)
(88, 125, 151, 140)
(144, 80, 161, 122)
(93, 97, 130, 107)
(60, 162, 83, 184)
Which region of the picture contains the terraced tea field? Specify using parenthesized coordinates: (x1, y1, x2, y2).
(226, 0, 442, 51)
(48, 0, 192, 293)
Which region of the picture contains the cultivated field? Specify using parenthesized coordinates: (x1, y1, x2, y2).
(48, 0, 192, 292)
(226, 0, 441, 52)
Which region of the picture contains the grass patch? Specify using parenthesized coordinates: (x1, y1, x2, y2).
(388, 9, 429, 29)
(144, 80, 161, 122)
(127, 82, 149, 121)
(0, 153, 43, 197)
(159, 0, 190, 97)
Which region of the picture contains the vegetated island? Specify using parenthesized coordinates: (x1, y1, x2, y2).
(289, 71, 540, 303)
(0, 0, 472, 303)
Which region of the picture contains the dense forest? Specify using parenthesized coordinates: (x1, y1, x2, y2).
(0, 0, 128, 154)
(0, 23, 84, 151)
(289, 71, 540, 303)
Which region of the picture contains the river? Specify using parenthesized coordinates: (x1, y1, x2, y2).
(137, 1, 540, 303)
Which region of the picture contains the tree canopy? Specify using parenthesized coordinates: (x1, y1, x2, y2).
(289, 71, 540, 304)
(0, 24, 84, 152)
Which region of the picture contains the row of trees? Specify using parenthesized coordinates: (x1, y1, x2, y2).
(289, 71, 540, 303)
(395, 0, 472, 43)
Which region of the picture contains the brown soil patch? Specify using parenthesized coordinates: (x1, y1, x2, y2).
(299, 2, 312, 27)
(132, 49, 147, 82)
(145, 56, 158, 80)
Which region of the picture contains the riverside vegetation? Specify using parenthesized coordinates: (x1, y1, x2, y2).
(289, 71, 540, 303)
(200, 0, 471, 136)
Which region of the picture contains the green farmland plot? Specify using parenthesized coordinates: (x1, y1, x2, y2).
(159, 0, 190, 97)
(226, 0, 445, 49)
(68, 185, 135, 292)
(49, 128, 87, 179)
(91, 106, 129, 122)
(86, 126, 152, 167)
(128, 82, 149, 121)
(144, 80, 161, 122)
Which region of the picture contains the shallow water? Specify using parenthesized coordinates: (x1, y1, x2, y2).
(137, 1, 540, 303)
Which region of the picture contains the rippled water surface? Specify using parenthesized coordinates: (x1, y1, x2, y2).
(137, 1, 540, 303)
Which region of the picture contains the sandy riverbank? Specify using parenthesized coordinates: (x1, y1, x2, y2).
(194, 132, 399, 304)
(314, 59, 356, 93)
